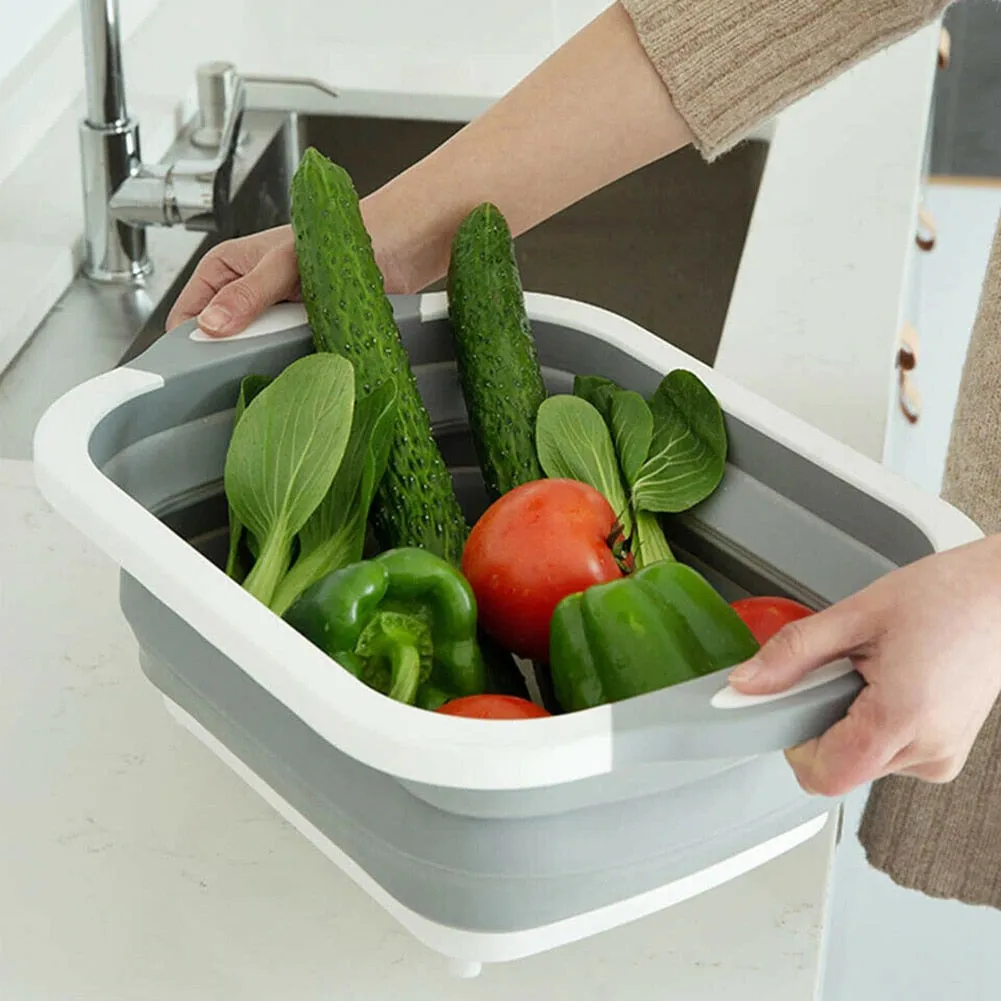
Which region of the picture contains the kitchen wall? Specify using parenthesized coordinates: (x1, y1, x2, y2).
(0, 0, 610, 190)
(295, 0, 556, 54)
(0, 0, 76, 188)
(555, 0, 611, 38)
(231, 0, 610, 55)
(0, 0, 73, 87)
(0, 0, 613, 92)
(0, 0, 165, 188)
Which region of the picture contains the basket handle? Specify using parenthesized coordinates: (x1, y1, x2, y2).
(609, 659, 864, 764)
(122, 298, 423, 381)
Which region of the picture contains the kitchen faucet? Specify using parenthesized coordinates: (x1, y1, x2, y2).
(78, 0, 248, 282)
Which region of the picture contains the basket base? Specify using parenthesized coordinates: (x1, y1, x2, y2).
(160, 693, 830, 969)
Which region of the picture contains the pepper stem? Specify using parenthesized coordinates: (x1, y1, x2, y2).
(354, 610, 433, 706)
(387, 643, 422, 704)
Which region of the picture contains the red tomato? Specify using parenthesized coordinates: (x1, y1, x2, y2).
(730, 596, 814, 645)
(462, 479, 626, 662)
(436, 695, 551, 719)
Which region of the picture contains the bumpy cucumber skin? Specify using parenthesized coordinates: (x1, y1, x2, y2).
(446, 203, 548, 500)
(289, 147, 468, 566)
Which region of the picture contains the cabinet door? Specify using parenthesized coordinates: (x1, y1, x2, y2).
(880, 28, 946, 493)
(882, 184, 1001, 495)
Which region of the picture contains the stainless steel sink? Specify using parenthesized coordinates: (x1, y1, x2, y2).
(1, 100, 768, 459)
(121, 110, 767, 366)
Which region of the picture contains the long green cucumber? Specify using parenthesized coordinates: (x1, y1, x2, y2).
(446, 203, 548, 500)
(289, 147, 468, 565)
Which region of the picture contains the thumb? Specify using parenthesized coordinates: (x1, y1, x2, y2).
(198, 248, 300, 338)
(728, 601, 863, 695)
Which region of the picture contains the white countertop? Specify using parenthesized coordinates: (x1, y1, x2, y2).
(0, 2, 943, 996)
(0, 456, 834, 999)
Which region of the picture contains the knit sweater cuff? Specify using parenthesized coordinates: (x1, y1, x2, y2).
(619, 0, 948, 161)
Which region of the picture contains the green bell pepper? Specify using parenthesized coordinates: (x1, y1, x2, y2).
(283, 547, 489, 710)
(549, 560, 760, 711)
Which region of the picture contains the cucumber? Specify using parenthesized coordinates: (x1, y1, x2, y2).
(446, 203, 548, 500)
(289, 147, 469, 566)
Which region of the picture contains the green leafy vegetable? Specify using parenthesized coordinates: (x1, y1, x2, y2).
(633, 510, 675, 566)
(269, 379, 397, 616)
(631, 370, 727, 513)
(610, 390, 653, 486)
(573, 374, 620, 423)
(539, 368, 729, 570)
(225, 374, 273, 582)
(535, 395, 630, 528)
(224, 353, 356, 608)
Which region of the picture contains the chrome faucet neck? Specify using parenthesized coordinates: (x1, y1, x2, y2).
(78, 0, 151, 282)
(81, 0, 128, 127)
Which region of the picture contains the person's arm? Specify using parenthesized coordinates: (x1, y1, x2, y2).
(377, 0, 953, 291)
(167, 0, 952, 335)
(363, 2, 692, 294)
(167, 3, 692, 333)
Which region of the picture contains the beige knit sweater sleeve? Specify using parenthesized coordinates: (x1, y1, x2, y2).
(620, 0, 951, 161)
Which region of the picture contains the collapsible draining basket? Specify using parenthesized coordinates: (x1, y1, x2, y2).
(33, 293, 980, 976)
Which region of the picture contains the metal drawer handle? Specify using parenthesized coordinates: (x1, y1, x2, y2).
(897, 322, 922, 424)
(916, 205, 937, 252)
(938, 27, 951, 70)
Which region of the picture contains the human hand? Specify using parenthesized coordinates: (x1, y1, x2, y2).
(164, 205, 414, 337)
(727, 534, 1001, 797)
(164, 225, 302, 337)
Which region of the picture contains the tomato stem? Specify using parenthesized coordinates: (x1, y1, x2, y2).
(606, 520, 635, 575)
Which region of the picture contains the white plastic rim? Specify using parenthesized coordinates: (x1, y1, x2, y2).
(424, 291, 983, 559)
(32, 294, 983, 793)
(711, 660, 856, 710)
(189, 302, 309, 342)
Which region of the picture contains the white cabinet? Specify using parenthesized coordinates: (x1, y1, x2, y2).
(880, 27, 970, 496)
